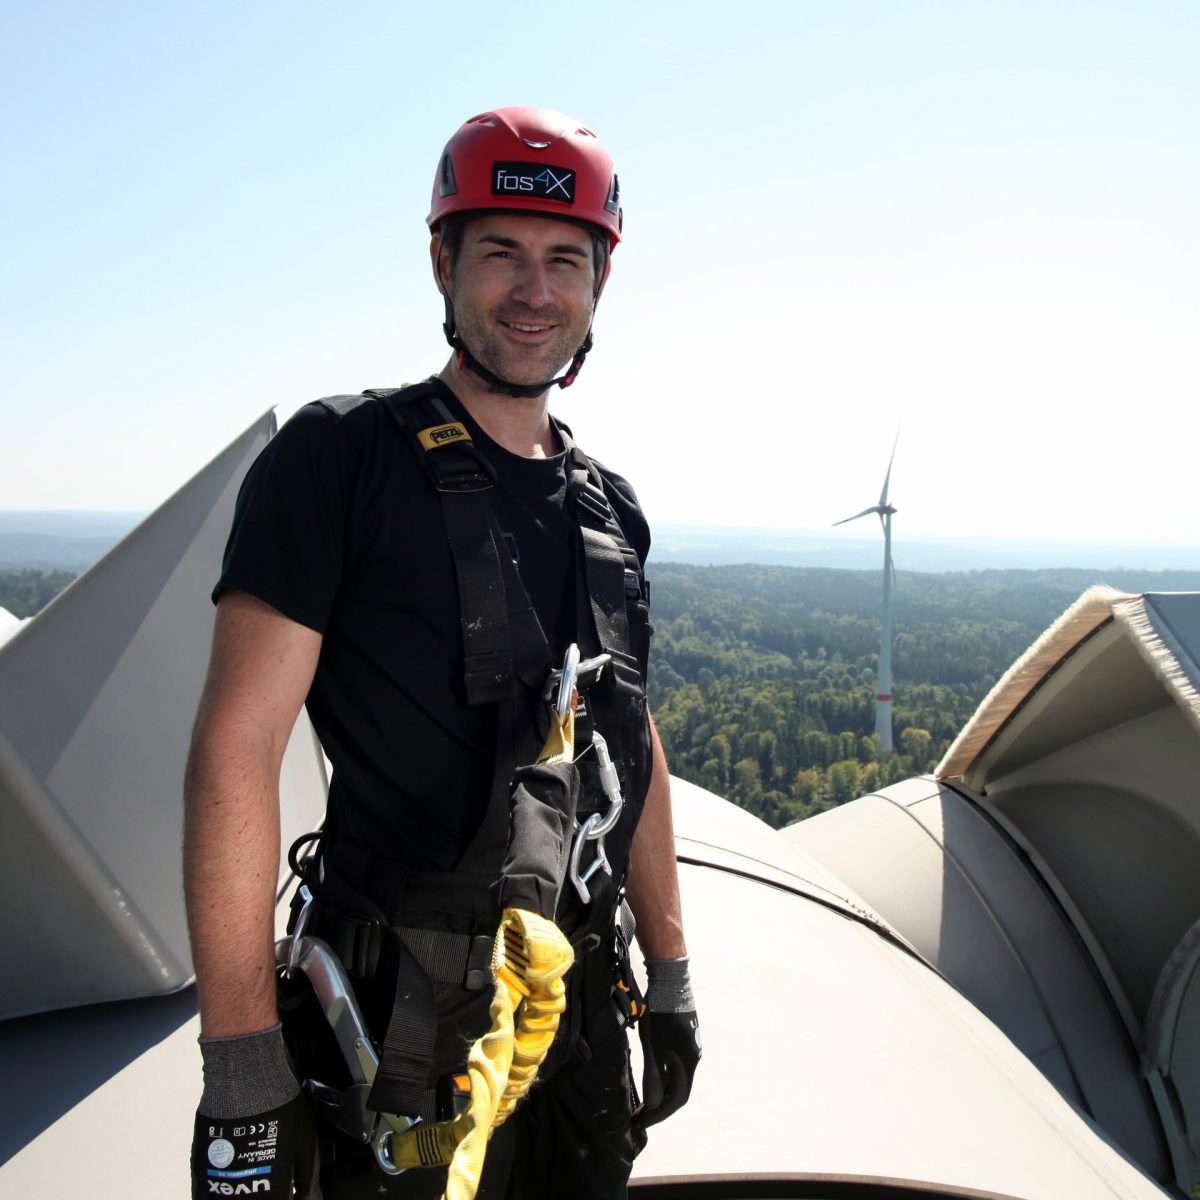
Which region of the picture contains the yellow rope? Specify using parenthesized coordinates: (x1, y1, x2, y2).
(386, 909, 573, 1195)
(493, 909, 573, 1125)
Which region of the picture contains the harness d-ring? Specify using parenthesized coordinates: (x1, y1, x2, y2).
(372, 1123, 404, 1176)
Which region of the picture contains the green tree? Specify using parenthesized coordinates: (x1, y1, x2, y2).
(827, 760, 863, 804)
(900, 727, 933, 763)
(791, 769, 822, 806)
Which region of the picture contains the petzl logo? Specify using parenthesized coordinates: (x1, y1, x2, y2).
(492, 161, 576, 204)
(418, 422, 469, 451)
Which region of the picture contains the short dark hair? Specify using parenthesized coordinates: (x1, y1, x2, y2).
(437, 212, 609, 282)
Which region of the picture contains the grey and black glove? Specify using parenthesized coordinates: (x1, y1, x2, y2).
(635, 957, 701, 1130)
(190, 1024, 318, 1199)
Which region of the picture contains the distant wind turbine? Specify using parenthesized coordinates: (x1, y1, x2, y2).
(834, 436, 899, 754)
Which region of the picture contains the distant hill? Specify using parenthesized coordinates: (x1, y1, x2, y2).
(650, 524, 1200, 573)
(0, 512, 143, 569)
(3, 512, 1197, 574)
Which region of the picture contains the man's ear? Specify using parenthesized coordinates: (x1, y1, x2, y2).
(430, 233, 451, 296)
(595, 256, 613, 300)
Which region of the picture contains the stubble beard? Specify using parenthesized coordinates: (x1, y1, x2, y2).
(454, 300, 590, 389)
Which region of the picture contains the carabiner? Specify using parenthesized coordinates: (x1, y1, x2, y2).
(568, 732, 625, 903)
(286, 885, 314, 979)
(556, 643, 580, 719)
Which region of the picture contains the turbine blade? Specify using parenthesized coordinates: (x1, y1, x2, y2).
(833, 506, 878, 527)
(878, 429, 900, 507)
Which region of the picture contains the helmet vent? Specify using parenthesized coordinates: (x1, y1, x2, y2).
(438, 152, 458, 198)
(604, 173, 620, 216)
(522, 138, 552, 149)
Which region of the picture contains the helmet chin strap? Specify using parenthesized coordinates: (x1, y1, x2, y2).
(442, 298, 593, 399)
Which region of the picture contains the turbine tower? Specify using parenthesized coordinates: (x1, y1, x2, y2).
(834, 437, 898, 754)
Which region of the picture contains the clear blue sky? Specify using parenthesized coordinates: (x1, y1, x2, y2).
(4, 1, 1198, 552)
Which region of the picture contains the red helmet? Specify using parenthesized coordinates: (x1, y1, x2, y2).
(427, 106, 622, 250)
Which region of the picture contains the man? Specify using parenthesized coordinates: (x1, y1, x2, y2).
(183, 106, 699, 1200)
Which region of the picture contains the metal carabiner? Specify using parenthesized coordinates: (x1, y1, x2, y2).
(569, 812, 606, 904)
(274, 933, 415, 1175)
(547, 645, 612, 715)
(568, 731, 626, 903)
(556, 643, 580, 719)
(587, 732, 624, 836)
(286, 884, 314, 979)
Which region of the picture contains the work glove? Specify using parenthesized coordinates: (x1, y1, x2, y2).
(635, 957, 701, 1130)
(191, 1024, 319, 1199)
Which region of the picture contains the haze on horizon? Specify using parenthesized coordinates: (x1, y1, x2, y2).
(3, 2, 1197, 551)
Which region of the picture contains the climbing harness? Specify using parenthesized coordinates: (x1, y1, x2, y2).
(277, 663, 583, 1198)
(276, 382, 653, 1198)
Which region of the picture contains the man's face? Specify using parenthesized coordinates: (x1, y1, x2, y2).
(436, 214, 600, 389)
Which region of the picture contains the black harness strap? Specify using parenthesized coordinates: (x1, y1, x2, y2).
(369, 926, 439, 1117)
(370, 386, 516, 706)
(558, 430, 646, 698)
(371, 385, 646, 707)
(372, 383, 555, 886)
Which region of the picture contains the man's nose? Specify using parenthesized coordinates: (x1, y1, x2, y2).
(509, 261, 554, 308)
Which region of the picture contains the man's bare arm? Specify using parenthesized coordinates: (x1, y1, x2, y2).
(183, 591, 322, 1037)
(625, 711, 687, 960)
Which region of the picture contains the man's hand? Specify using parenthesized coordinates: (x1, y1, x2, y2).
(190, 1026, 318, 1199)
(635, 957, 701, 1130)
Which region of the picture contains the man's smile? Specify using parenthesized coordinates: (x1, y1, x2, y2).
(496, 316, 561, 344)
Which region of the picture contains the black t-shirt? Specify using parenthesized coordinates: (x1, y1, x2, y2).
(215, 379, 651, 871)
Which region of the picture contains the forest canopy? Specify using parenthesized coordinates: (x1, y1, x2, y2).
(647, 564, 1200, 828)
(0, 569, 77, 619)
(7, 562, 1200, 830)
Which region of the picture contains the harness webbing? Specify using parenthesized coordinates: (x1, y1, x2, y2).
(371, 927, 439, 1117)
(369, 384, 647, 707)
(299, 382, 649, 1149)
(371, 389, 517, 706)
(561, 438, 645, 698)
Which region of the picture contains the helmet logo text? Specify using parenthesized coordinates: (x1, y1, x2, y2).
(492, 161, 576, 205)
